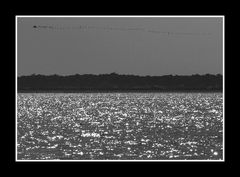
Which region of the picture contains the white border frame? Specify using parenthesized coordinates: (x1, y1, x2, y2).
(16, 15, 225, 162)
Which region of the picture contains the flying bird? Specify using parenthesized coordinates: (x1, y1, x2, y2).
(32, 24, 211, 37)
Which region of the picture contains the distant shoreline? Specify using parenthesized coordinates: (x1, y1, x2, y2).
(17, 89, 223, 93)
(17, 73, 223, 93)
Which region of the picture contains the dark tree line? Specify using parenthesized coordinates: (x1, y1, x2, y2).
(18, 73, 223, 92)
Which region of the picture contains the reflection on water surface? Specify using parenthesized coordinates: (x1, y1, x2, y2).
(17, 93, 223, 160)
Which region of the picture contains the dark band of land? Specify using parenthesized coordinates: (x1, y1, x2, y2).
(17, 73, 223, 92)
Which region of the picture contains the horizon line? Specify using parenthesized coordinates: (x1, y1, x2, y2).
(17, 73, 223, 77)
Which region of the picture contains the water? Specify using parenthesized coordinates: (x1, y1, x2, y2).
(17, 93, 223, 160)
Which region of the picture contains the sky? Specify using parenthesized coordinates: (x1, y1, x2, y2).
(17, 16, 223, 76)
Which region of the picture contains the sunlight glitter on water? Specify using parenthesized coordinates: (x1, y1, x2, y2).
(17, 92, 223, 160)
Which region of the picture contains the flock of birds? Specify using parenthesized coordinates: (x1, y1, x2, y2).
(32, 25, 212, 37)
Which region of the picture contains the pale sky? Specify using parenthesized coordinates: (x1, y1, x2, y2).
(17, 16, 223, 76)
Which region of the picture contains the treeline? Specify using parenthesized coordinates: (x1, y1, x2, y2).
(18, 73, 223, 92)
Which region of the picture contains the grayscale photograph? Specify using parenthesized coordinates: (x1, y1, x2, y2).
(16, 16, 224, 161)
